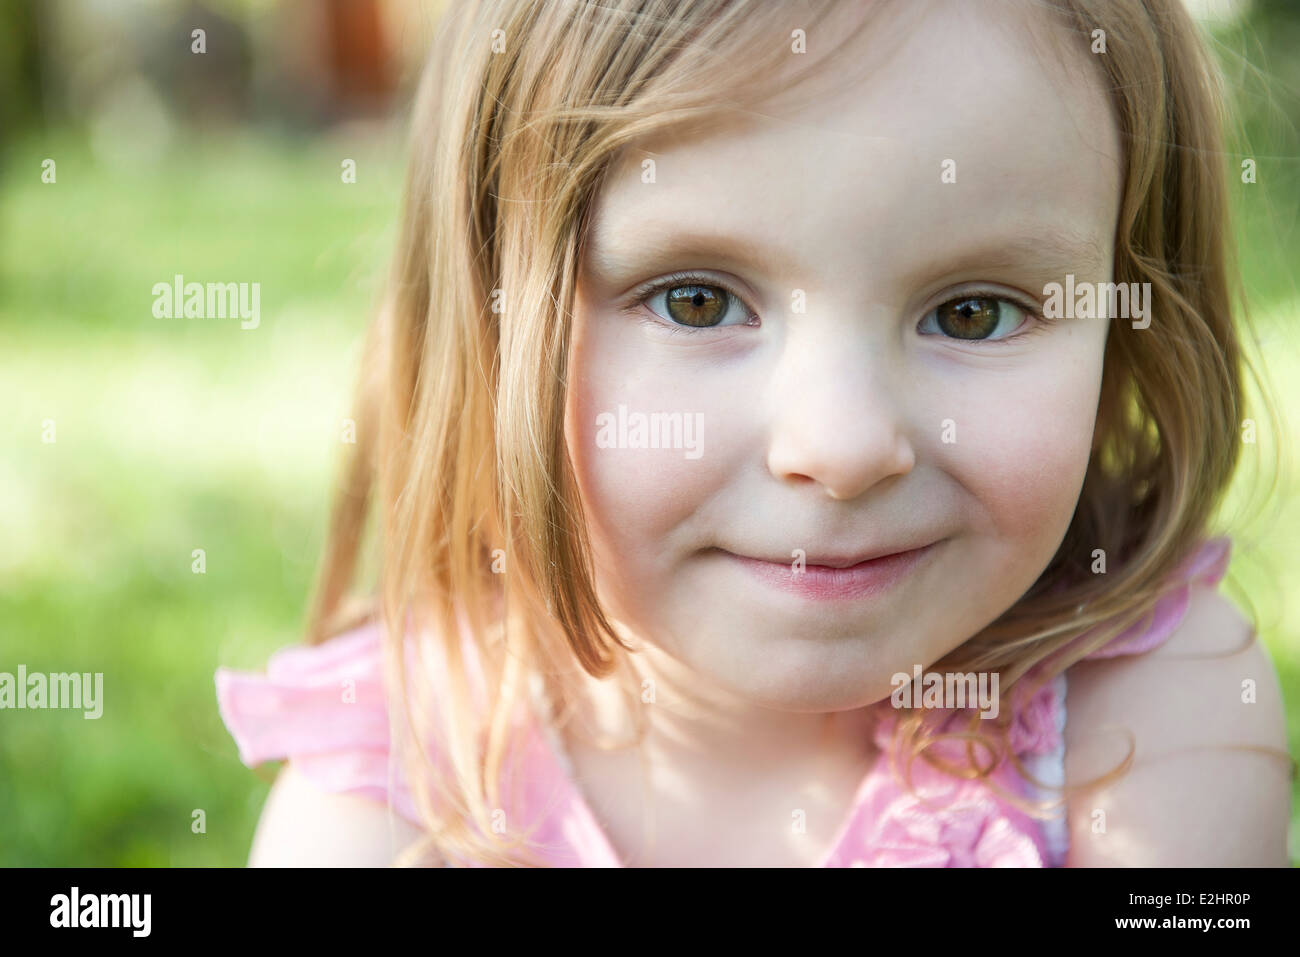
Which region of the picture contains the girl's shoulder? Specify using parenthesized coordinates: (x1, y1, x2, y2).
(216, 618, 606, 866)
(1077, 535, 1233, 661)
(1060, 535, 1291, 865)
(998, 536, 1242, 865)
(244, 760, 430, 866)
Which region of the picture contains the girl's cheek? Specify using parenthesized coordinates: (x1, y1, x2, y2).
(937, 335, 1105, 554)
(565, 319, 741, 555)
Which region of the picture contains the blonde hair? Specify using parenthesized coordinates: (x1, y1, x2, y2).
(304, 0, 1285, 866)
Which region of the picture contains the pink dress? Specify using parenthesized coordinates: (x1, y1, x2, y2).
(215, 537, 1232, 866)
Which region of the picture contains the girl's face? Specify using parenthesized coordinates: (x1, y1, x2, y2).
(564, 0, 1122, 711)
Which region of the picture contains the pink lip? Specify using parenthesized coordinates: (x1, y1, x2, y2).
(724, 543, 940, 602)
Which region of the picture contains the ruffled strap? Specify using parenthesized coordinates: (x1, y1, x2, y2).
(1084, 536, 1231, 660)
(826, 753, 1053, 867)
(214, 622, 421, 824)
(1005, 674, 1065, 755)
(849, 697, 1055, 866)
(871, 672, 1064, 759)
(855, 673, 1066, 867)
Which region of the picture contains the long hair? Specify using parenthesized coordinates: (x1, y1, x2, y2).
(303, 0, 1282, 866)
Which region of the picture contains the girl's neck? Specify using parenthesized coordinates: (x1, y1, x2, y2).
(551, 638, 883, 866)
(630, 640, 880, 758)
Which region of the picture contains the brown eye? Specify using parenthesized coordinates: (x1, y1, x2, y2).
(935, 297, 1002, 339)
(924, 295, 1030, 342)
(665, 284, 728, 327)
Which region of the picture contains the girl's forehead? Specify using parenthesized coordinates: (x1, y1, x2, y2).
(584, 0, 1121, 291)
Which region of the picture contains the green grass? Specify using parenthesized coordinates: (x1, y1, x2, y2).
(1, 126, 1297, 867)
(1, 128, 401, 865)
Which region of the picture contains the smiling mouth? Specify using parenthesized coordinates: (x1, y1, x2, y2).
(720, 542, 940, 602)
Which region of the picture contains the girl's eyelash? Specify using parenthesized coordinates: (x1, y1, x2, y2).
(621, 272, 756, 331)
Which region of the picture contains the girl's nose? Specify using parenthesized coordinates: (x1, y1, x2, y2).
(764, 333, 916, 501)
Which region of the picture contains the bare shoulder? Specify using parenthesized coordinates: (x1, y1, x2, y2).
(1063, 587, 1293, 866)
(247, 762, 433, 867)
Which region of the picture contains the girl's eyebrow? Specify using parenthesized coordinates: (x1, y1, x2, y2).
(917, 224, 1111, 281)
(585, 226, 786, 282)
(585, 221, 1110, 286)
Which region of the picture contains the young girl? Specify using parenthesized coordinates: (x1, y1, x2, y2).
(216, 0, 1293, 867)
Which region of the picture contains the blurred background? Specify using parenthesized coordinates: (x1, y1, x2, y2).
(1, 0, 1297, 866)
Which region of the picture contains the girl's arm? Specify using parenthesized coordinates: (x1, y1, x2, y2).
(247, 762, 430, 867)
(1063, 588, 1291, 866)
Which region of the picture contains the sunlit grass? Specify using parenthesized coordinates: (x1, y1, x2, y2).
(1, 129, 401, 865)
(1214, 298, 1300, 865)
